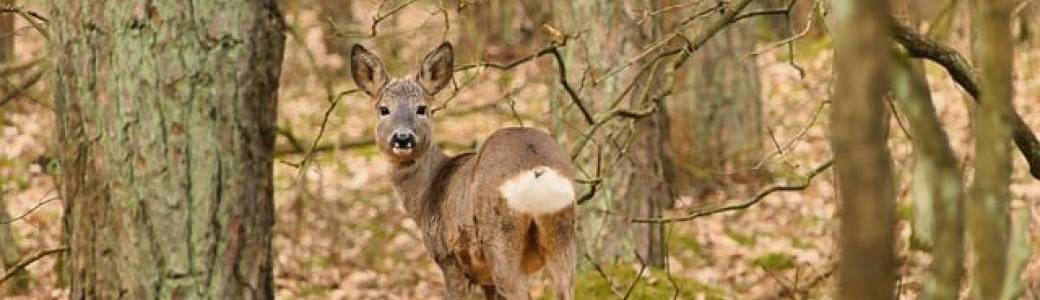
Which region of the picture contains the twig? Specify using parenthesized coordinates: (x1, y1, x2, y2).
(0, 4, 48, 23)
(886, 94, 914, 141)
(0, 192, 59, 225)
(623, 251, 650, 300)
(0, 4, 48, 39)
(0, 55, 43, 78)
(294, 89, 360, 178)
(721, 99, 829, 175)
(455, 35, 596, 125)
(332, 0, 422, 38)
(749, 0, 818, 58)
(0, 247, 66, 285)
(0, 68, 44, 107)
(630, 159, 834, 223)
(583, 251, 624, 298)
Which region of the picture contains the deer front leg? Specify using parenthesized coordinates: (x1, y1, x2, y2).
(440, 261, 470, 300)
(486, 214, 531, 299)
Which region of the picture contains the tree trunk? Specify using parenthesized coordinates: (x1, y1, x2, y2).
(890, 1, 966, 299)
(830, 0, 897, 299)
(619, 0, 680, 268)
(968, 0, 1017, 298)
(0, 1, 29, 292)
(50, 0, 285, 298)
(0, 0, 11, 62)
(671, 3, 762, 196)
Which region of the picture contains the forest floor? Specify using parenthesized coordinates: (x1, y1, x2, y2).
(2, 3, 1040, 300)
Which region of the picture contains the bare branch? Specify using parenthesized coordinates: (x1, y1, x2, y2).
(0, 247, 66, 285)
(0, 192, 59, 225)
(622, 251, 650, 300)
(0, 68, 44, 107)
(583, 252, 624, 298)
(630, 159, 833, 223)
(455, 34, 596, 125)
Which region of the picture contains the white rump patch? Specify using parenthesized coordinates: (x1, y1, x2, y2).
(499, 166, 575, 215)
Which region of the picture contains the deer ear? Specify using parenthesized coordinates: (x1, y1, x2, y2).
(418, 42, 454, 95)
(350, 44, 388, 97)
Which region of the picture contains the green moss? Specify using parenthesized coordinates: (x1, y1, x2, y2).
(566, 264, 725, 300)
(723, 227, 757, 247)
(897, 202, 914, 222)
(297, 284, 332, 297)
(790, 236, 814, 249)
(752, 253, 796, 271)
(354, 144, 382, 158)
(668, 234, 704, 257)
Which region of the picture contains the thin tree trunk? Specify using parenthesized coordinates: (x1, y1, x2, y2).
(0, 0, 29, 293)
(0, 0, 11, 62)
(891, 1, 966, 299)
(968, 0, 1015, 298)
(891, 56, 966, 300)
(830, 0, 897, 299)
(50, 0, 285, 298)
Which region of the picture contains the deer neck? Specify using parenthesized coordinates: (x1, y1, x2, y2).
(389, 146, 449, 219)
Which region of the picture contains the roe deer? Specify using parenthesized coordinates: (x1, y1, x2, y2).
(350, 42, 577, 300)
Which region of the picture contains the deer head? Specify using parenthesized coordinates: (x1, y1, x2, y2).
(350, 42, 454, 163)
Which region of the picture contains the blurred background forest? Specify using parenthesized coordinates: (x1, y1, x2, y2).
(1, 0, 1040, 299)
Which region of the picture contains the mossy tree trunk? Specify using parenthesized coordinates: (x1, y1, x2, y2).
(830, 0, 897, 299)
(50, 0, 285, 298)
(891, 1, 966, 298)
(968, 0, 1022, 299)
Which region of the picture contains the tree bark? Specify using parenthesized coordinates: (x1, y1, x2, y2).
(968, 0, 1016, 298)
(892, 45, 966, 300)
(614, 0, 679, 268)
(0, 0, 11, 62)
(50, 0, 285, 298)
(830, 0, 897, 299)
(671, 2, 762, 195)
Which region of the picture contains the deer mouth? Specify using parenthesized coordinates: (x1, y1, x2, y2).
(391, 147, 413, 156)
(390, 140, 416, 156)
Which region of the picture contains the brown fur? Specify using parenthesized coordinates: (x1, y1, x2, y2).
(351, 43, 577, 300)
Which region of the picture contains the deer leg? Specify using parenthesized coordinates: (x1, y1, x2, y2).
(481, 285, 503, 300)
(441, 262, 470, 300)
(536, 209, 577, 300)
(486, 214, 531, 299)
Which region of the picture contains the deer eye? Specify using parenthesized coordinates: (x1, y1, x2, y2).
(416, 105, 427, 116)
(378, 106, 390, 116)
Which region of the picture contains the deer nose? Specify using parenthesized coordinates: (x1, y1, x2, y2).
(390, 130, 416, 149)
